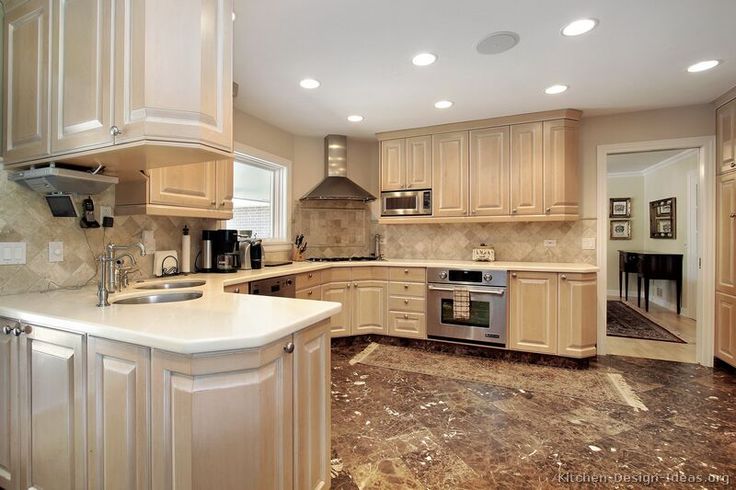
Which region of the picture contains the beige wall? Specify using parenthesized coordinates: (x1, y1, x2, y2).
(607, 174, 646, 294)
(579, 104, 715, 218)
(233, 109, 295, 161)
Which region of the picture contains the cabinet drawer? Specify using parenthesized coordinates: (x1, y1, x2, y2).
(224, 282, 248, 294)
(322, 268, 352, 283)
(388, 312, 426, 339)
(389, 267, 426, 282)
(351, 266, 389, 281)
(388, 282, 426, 297)
(296, 286, 322, 301)
(389, 296, 426, 313)
(296, 271, 322, 290)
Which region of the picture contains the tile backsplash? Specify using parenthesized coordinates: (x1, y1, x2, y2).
(293, 201, 373, 258)
(0, 168, 216, 296)
(378, 219, 597, 263)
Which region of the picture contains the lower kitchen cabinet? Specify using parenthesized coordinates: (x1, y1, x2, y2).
(87, 337, 150, 490)
(557, 273, 597, 358)
(509, 272, 558, 355)
(0, 319, 19, 490)
(388, 312, 426, 339)
(716, 292, 736, 368)
(352, 281, 388, 335)
(323, 282, 352, 337)
(18, 325, 87, 490)
(296, 285, 323, 300)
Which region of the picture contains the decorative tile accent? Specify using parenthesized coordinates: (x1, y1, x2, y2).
(294, 201, 372, 258)
(0, 167, 217, 296)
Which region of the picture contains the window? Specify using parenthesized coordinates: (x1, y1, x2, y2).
(226, 153, 288, 241)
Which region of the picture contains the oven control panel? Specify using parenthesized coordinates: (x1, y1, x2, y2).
(426, 268, 507, 287)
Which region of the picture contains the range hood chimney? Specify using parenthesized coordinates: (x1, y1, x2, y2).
(300, 134, 376, 202)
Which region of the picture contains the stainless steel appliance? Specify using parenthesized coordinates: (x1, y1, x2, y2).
(249, 275, 296, 298)
(426, 267, 507, 346)
(200, 230, 215, 272)
(381, 189, 432, 216)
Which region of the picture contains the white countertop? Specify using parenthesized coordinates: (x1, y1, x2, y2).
(0, 259, 596, 355)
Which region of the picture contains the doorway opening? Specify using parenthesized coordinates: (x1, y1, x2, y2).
(596, 137, 716, 366)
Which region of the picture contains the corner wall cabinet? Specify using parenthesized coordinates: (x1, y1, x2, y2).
(0, 318, 331, 490)
(3, 0, 234, 171)
(115, 160, 234, 219)
(716, 92, 736, 368)
(377, 109, 581, 224)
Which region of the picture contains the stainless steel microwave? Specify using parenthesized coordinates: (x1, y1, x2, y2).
(381, 189, 432, 216)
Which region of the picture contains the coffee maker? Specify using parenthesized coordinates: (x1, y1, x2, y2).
(199, 229, 240, 273)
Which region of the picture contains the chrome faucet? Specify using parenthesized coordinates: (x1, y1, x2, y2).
(97, 242, 146, 307)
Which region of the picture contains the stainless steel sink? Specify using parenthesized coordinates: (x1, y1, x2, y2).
(114, 291, 203, 305)
(134, 280, 206, 290)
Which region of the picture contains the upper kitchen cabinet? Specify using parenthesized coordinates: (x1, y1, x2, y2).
(376, 109, 582, 224)
(717, 97, 736, 174)
(3, 0, 234, 170)
(380, 135, 432, 191)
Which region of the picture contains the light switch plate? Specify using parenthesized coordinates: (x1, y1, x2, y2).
(49, 241, 64, 262)
(544, 240, 557, 248)
(582, 238, 596, 250)
(0, 242, 26, 265)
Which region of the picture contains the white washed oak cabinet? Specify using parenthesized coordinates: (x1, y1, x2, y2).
(3, 0, 233, 170)
(0, 318, 331, 490)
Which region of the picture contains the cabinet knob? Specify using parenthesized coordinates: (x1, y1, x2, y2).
(210, 200, 216, 205)
(731, 161, 736, 168)
(283, 342, 295, 353)
(308, 290, 313, 296)
(308, 273, 313, 278)
(3, 324, 14, 335)
(512, 208, 518, 214)
(234, 288, 240, 293)
(404, 314, 409, 319)
(730, 213, 736, 219)
(13, 325, 30, 336)
(221, 201, 226, 207)
(546, 208, 551, 214)
(511, 272, 517, 278)
(404, 269, 409, 274)
(404, 299, 409, 304)
(561, 274, 567, 280)
(353, 282, 358, 287)
(110, 125, 122, 136)
(471, 210, 477, 215)
(404, 284, 409, 289)
(407, 183, 412, 188)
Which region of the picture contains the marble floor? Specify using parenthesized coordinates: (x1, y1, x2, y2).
(606, 297, 697, 363)
(331, 337, 736, 489)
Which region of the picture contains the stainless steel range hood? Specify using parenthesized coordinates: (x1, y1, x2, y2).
(300, 135, 376, 202)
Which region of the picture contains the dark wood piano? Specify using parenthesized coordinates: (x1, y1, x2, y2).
(618, 250, 684, 314)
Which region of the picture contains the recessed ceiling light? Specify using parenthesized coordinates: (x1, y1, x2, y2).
(561, 18, 597, 37)
(544, 84, 568, 95)
(434, 100, 453, 109)
(687, 60, 720, 73)
(299, 78, 320, 89)
(412, 53, 437, 66)
(347, 115, 364, 122)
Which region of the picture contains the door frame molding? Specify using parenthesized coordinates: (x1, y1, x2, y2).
(596, 136, 716, 366)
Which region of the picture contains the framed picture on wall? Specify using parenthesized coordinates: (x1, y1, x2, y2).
(610, 219, 632, 240)
(609, 197, 631, 218)
(650, 197, 676, 239)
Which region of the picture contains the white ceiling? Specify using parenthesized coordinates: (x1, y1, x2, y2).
(233, 0, 736, 138)
(607, 149, 695, 174)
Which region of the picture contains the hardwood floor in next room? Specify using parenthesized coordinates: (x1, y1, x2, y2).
(330, 338, 735, 489)
(606, 297, 697, 364)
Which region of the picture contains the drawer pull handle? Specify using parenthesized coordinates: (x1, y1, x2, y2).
(284, 342, 295, 354)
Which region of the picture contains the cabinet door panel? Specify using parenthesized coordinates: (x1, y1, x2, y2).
(151, 342, 293, 490)
(293, 322, 331, 490)
(716, 293, 736, 368)
(216, 159, 234, 212)
(717, 173, 736, 296)
(509, 271, 558, 354)
(19, 326, 86, 490)
(4, 0, 51, 163)
(149, 161, 218, 208)
(87, 337, 150, 490)
(51, 0, 114, 153)
(381, 139, 405, 191)
(543, 119, 579, 215)
(352, 281, 388, 335)
(557, 273, 596, 358)
(406, 135, 432, 189)
(323, 283, 351, 337)
(432, 131, 469, 217)
(470, 127, 509, 216)
(510, 122, 544, 215)
(717, 100, 736, 174)
(0, 321, 19, 490)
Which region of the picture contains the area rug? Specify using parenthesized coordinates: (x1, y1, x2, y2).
(350, 342, 650, 410)
(607, 300, 686, 343)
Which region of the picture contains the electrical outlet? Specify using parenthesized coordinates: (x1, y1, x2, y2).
(100, 206, 113, 222)
(0, 242, 26, 265)
(48, 241, 64, 263)
(656, 287, 663, 297)
(544, 240, 557, 248)
(582, 238, 596, 250)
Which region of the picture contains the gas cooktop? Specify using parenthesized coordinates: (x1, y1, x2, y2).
(307, 256, 380, 262)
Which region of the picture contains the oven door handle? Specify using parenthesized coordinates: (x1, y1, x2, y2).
(427, 285, 506, 295)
